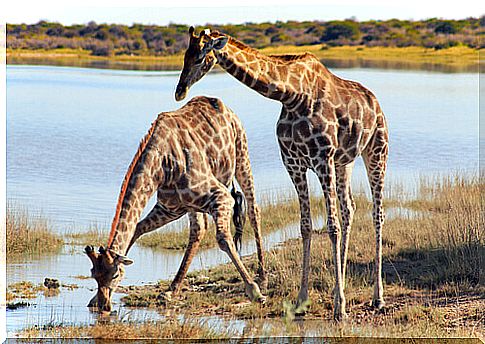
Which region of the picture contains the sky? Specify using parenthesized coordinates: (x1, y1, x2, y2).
(2, 0, 483, 25)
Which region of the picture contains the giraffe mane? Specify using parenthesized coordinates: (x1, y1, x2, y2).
(268, 53, 315, 62)
(211, 31, 316, 64)
(107, 117, 159, 248)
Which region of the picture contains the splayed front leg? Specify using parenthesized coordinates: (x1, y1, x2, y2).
(169, 212, 208, 295)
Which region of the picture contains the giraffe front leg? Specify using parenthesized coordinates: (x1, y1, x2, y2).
(284, 164, 312, 311)
(169, 212, 208, 295)
(317, 160, 347, 321)
(211, 185, 266, 304)
(125, 203, 183, 253)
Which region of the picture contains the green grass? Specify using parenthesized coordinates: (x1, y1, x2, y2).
(6, 205, 63, 258)
(122, 175, 484, 338)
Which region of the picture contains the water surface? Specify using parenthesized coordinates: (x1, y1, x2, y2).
(6, 65, 478, 230)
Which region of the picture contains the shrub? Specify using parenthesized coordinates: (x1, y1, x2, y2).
(321, 21, 359, 42)
(434, 21, 459, 34)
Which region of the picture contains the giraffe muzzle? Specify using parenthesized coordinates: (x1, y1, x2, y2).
(175, 84, 188, 101)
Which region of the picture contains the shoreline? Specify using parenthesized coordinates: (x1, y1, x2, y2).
(7, 45, 482, 73)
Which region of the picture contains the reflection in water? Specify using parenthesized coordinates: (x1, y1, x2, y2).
(8, 56, 479, 73)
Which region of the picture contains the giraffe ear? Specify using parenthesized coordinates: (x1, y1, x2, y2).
(116, 255, 134, 266)
(109, 249, 134, 266)
(211, 36, 228, 50)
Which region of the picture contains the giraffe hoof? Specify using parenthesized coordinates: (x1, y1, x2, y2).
(254, 273, 268, 291)
(295, 298, 311, 315)
(255, 294, 266, 304)
(371, 299, 385, 310)
(333, 310, 349, 322)
(157, 291, 173, 305)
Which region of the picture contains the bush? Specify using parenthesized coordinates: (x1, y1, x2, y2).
(321, 21, 359, 42)
(434, 21, 459, 34)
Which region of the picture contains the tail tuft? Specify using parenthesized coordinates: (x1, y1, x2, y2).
(231, 182, 247, 253)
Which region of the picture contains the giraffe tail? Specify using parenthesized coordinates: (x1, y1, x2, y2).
(231, 181, 247, 254)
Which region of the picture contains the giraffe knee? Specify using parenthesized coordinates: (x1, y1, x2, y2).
(249, 204, 261, 228)
(327, 223, 341, 241)
(216, 232, 231, 252)
(300, 217, 312, 239)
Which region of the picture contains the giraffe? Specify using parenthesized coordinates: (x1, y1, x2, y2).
(175, 27, 389, 320)
(85, 96, 267, 314)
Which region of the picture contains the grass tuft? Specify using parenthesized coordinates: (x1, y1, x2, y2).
(6, 205, 63, 258)
(20, 318, 229, 339)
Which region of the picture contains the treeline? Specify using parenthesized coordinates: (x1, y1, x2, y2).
(7, 17, 484, 57)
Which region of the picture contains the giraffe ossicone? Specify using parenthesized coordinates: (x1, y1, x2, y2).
(86, 96, 267, 314)
(176, 28, 389, 320)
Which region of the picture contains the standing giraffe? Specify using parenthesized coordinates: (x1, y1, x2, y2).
(85, 96, 266, 313)
(175, 27, 389, 320)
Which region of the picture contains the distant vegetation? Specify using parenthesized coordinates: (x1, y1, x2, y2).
(7, 17, 484, 57)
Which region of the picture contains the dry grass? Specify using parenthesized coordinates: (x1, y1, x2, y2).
(6, 205, 63, 258)
(19, 318, 227, 340)
(7, 281, 46, 303)
(262, 45, 481, 71)
(64, 226, 107, 246)
(137, 193, 375, 250)
(123, 175, 484, 338)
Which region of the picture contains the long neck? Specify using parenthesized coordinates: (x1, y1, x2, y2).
(213, 36, 312, 105)
(107, 121, 161, 255)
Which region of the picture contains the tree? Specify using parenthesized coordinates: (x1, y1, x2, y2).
(321, 21, 359, 42)
(434, 21, 458, 34)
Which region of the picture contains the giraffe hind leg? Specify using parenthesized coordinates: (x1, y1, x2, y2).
(234, 126, 266, 288)
(363, 128, 389, 310)
(211, 181, 266, 303)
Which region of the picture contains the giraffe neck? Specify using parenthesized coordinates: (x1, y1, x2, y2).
(107, 120, 161, 255)
(213, 36, 310, 104)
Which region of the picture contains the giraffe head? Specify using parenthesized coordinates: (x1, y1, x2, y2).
(175, 26, 228, 101)
(84, 245, 133, 314)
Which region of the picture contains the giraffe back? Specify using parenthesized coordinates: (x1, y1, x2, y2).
(148, 96, 245, 211)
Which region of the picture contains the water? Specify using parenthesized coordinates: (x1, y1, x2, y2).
(6, 217, 316, 336)
(6, 65, 479, 336)
(6, 65, 478, 230)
